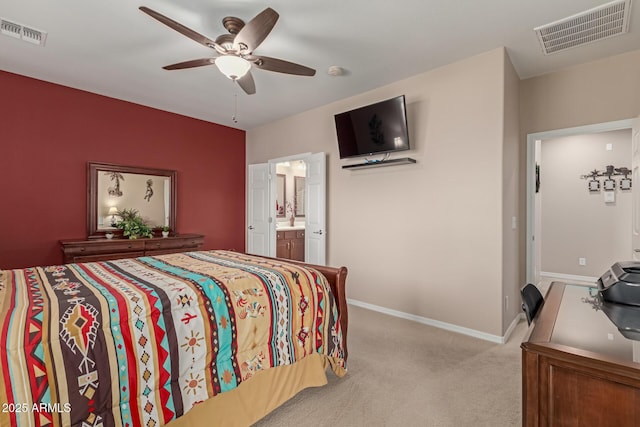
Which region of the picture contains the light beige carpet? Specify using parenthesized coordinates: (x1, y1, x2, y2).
(254, 305, 525, 427)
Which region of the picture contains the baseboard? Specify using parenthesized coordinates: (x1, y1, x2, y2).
(347, 298, 520, 344)
(540, 271, 598, 283)
(503, 314, 522, 343)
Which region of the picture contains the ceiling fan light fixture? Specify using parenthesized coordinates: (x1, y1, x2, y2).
(140, 6, 313, 95)
(216, 55, 251, 80)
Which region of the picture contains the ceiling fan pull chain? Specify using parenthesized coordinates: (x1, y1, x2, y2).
(232, 91, 238, 124)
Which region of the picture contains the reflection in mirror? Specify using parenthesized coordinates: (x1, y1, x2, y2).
(276, 174, 286, 218)
(98, 173, 171, 229)
(88, 162, 176, 239)
(294, 176, 305, 217)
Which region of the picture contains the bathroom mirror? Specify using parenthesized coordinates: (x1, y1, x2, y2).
(87, 162, 177, 239)
(276, 174, 286, 217)
(294, 176, 305, 217)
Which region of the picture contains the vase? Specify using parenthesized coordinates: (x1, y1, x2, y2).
(289, 215, 295, 226)
(162, 231, 169, 238)
(105, 232, 114, 240)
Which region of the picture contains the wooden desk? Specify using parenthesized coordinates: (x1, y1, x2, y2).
(60, 234, 204, 263)
(522, 282, 640, 426)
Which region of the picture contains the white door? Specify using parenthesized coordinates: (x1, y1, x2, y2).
(632, 115, 640, 260)
(305, 152, 326, 265)
(247, 163, 270, 256)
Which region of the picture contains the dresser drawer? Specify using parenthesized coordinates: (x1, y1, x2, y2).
(64, 240, 145, 255)
(145, 239, 187, 251)
(144, 235, 204, 251)
(183, 235, 205, 248)
(144, 237, 203, 251)
(60, 234, 205, 264)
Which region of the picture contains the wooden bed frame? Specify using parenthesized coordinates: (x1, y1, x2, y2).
(302, 262, 348, 359)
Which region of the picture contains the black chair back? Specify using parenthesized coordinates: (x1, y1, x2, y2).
(521, 283, 544, 325)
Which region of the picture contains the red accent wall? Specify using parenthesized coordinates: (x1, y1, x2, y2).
(0, 71, 246, 269)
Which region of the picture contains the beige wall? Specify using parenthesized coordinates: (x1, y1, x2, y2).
(519, 49, 640, 284)
(248, 48, 516, 337)
(502, 52, 521, 331)
(520, 50, 640, 134)
(540, 130, 631, 277)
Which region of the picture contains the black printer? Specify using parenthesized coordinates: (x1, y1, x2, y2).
(598, 261, 640, 306)
(597, 262, 640, 339)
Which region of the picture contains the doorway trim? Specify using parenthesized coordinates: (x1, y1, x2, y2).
(526, 119, 633, 285)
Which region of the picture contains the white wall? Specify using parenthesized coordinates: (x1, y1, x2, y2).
(540, 129, 631, 277)
(247, 47, 517, 338)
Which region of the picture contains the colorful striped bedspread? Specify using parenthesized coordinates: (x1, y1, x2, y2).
(0, 250, 346, 427)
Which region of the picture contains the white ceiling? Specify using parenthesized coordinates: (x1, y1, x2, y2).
(1, 0, 638, 130)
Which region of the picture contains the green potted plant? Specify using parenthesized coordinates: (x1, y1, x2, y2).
(161, 225, 170, 238)
(115, 208, 153, 239)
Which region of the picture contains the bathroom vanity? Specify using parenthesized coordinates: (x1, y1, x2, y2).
(276, 226, 305, 261)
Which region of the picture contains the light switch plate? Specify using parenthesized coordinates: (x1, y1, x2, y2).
(604, 190, 615, 203)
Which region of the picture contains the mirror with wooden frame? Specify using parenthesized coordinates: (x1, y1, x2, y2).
(87, 162, 177, 239)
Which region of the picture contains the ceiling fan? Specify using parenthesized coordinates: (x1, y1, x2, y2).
(139, 6, 316, 95)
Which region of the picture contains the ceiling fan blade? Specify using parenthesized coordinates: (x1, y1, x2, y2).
(233, 8, 279, 53)
(252, 56, 315, 76)
(236, 71, 256, 95)
(139, 6, 221, 50)
(163, 58, 216, 70)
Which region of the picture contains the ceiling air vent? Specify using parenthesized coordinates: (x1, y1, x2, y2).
(534, 0, 632, 55)
(1, 18, 47, 46)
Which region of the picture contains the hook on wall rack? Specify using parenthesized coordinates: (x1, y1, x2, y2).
(580, 165, 631, 192)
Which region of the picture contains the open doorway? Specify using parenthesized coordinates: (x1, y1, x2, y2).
(274, 159, 307, 260)
(526, 120, 633, 286)
(247, 152, 327, 265)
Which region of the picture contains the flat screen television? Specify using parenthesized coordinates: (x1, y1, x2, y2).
(334, 95, 410, 159)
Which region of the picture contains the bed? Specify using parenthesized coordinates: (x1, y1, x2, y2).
(0, 250, 348, 427)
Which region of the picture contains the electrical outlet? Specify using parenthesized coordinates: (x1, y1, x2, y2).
(579, 257, 587, 266)
(505, 295, 509, 310)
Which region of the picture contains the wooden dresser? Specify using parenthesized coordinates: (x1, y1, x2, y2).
(522, 282, 640, 426)
(60, 234, 205, 264)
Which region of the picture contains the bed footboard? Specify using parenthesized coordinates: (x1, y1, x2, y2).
(257, 256, 349, 360)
